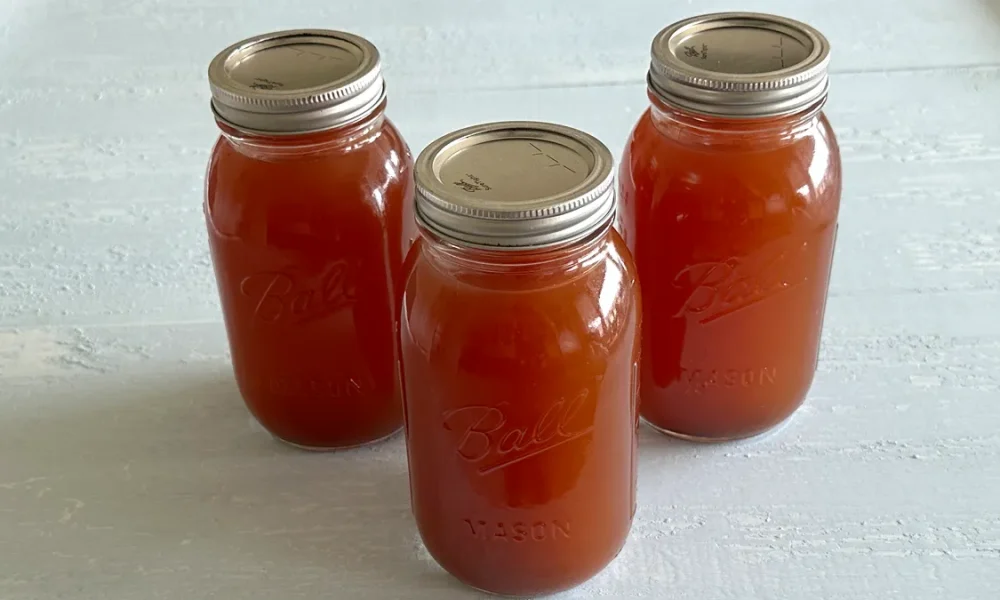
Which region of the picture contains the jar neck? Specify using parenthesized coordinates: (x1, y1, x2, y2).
(648, 92, 825, 147)
(420, 221, 613, 279)
(217, 100, 388, 159)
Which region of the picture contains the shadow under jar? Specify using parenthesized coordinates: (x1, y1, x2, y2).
(204, 30, 415, 450)
(401, 122, 641, 596)
(618, 13, 842, 442)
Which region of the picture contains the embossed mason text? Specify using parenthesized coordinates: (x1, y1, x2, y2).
(463, 519, 571, 542)
(678, 367, 778, 392)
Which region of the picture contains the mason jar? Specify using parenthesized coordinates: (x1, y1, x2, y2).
(618, 13, 842, 441)
(401, 122, 641, 596)
(204, 30, 415, 449)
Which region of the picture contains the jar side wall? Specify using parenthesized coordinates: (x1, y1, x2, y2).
(619, 104, 841, 440)
(204, 114, 414, 448)
(400, 232, 640, 595)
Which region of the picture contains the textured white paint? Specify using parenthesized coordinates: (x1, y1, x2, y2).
(1, 1, 999, 599)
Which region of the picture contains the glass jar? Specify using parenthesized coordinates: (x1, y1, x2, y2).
(618, 13, 842, 441)
(401, 122, 641, 596)
(204, 30, 415, 449)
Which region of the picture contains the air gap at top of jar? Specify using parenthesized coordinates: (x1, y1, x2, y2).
(401, 122, 641, 597)
(204, 30, 415, 450)
(618, 13, 842, 441)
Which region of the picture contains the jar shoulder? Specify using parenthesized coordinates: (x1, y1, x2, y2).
(206, 120, 413, 201)
(620, 109, 841, 224)
(623, 109, 840, 173)
(205, 120, 414, 235)
(402, 236, 640, 360)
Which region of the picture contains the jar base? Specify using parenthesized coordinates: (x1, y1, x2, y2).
(272, 426, 403, 452)
(641, 411, 796, 444)
(464, 584, 562, 599)
(460, 566, 601, 598)
(439, 525, 629, 598)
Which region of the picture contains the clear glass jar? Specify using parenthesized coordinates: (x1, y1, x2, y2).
(618, 13, 842, 441)
(204, 30, 414, 449)
(401, 122, 641, 596)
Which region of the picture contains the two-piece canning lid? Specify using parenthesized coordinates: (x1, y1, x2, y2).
(648, 12, 831, 117)
(414, 122, 616, 251)
(208, 29, 384, 134)
(206, 14, 829, 246)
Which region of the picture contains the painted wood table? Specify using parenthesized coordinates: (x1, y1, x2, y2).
(1, 1, 998, 598)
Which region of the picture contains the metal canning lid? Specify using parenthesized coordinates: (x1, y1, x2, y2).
(648, 12, 831, 118)
(415, 121, 616, 250)
(208, 29, 384, 134)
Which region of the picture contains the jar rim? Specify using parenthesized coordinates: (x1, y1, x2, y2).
(208, 29, 385, 135)
(414, 121, 616, 251)
(648, 12, 831, 118)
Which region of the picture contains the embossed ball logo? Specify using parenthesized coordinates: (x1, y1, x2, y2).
(671, 240, 814, 324)
(240, 261, 356, 324)
(441, 391, 595, 475)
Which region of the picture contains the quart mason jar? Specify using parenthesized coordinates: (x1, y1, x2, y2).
(401, 122, 641, 596)
(618, 13, 842, 441)
(204, 30, 415, 449)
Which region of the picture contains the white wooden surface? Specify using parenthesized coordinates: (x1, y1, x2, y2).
(1, 1, 999, 598)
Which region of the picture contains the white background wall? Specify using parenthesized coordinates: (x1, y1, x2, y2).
(1, 1, 999, 598)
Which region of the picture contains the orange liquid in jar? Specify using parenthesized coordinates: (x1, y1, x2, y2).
(205, 110, 414, 449)
(619, 95, 841, 441)
(402, 233, 639, 596)
(401, 122, 640, 596)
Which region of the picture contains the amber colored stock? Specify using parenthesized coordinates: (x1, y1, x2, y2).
(401, 228, 641, 596)
(204, 107, 415, 449)
(618, 95, 841, 441)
